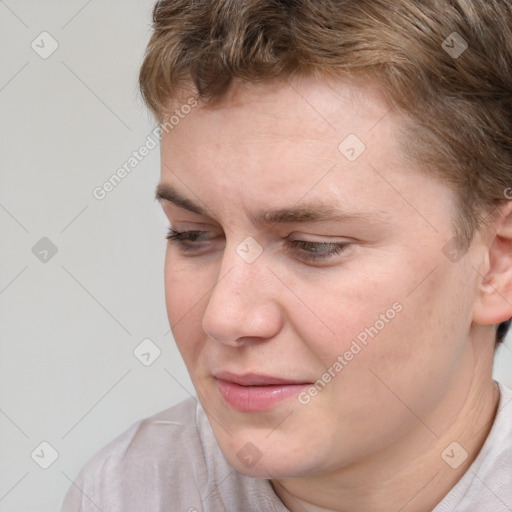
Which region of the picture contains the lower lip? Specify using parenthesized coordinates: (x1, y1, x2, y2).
(216, 379, 309, 412)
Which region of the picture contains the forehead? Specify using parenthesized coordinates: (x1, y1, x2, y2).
(161, 76, 404, 180)
(158, 76, 455, 229)
(164, 75, 397, 142)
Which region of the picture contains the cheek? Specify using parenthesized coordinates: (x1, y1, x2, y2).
(285, 252, 470, 376)
(164, 254, 208, 358)
(279, 264, 406, 368)
(352, 261, 474, 395)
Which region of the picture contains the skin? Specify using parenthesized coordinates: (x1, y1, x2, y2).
(156, 75, 512, 512)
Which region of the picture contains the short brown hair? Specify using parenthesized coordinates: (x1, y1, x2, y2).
(139, 0, 512, 343)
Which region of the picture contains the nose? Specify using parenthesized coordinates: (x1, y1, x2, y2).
(201, 245, 283, 346)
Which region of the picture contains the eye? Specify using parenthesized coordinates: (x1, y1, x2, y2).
(166, 228, 216, 251)
(166, 228, 350, 262)
(286, 239, 350, 262)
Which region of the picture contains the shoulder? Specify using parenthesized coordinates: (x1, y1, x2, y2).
(60, 397, 286, 512)
(85, 396, 201, 470)
(60, 397, 206, 511)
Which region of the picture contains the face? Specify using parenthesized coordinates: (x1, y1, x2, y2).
(157, 76, 484, 479)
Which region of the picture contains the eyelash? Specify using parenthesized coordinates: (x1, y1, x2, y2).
(165, 228, 349, 262)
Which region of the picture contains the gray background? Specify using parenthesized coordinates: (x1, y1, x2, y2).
(0, 1, 511, 511)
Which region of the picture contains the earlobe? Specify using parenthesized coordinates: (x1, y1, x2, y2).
(472, 201, 512, 326)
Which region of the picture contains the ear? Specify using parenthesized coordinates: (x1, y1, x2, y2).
(472, 201, 512, 326)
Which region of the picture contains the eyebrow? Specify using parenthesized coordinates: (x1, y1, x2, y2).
(155, 183, 378, 226)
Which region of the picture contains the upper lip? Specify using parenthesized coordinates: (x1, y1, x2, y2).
(214, 371, 311, 386)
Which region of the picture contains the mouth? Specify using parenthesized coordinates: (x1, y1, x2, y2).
(214, 371, 312, 412)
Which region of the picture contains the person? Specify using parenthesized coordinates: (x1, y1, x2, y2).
(61, 0, 512, 510)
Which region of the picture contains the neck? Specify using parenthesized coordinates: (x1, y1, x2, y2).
(272, 343, 500, 512)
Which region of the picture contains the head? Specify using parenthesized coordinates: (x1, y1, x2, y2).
(142, 0, 512, 478)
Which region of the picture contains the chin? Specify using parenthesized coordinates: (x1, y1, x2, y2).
(218, 436, 319, 479)
(229, 455, 304, 479)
